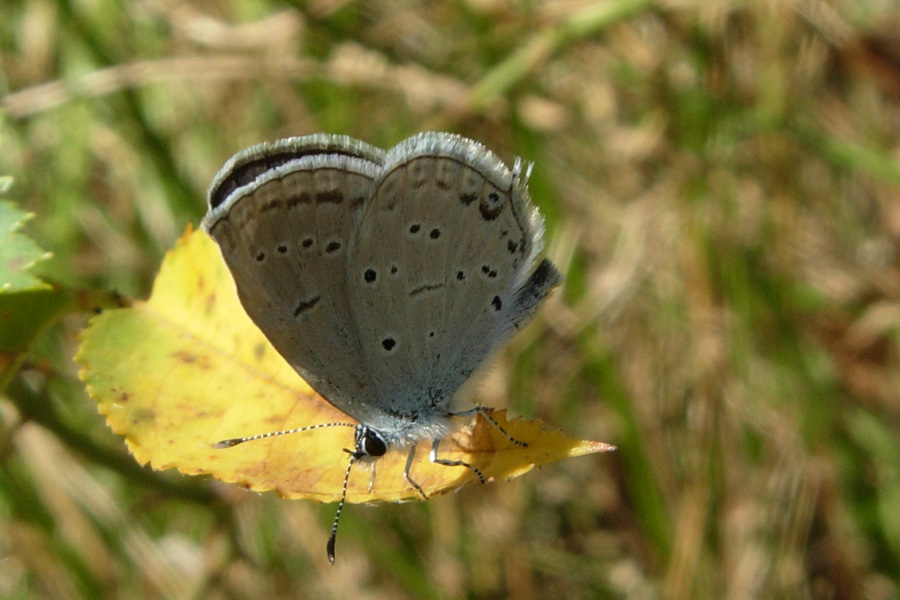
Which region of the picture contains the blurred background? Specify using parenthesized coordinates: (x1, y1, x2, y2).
(3, 0, 900, 598)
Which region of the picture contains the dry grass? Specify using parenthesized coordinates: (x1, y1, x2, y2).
(3, 0, 900, 598)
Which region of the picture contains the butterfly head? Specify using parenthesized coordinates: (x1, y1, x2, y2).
(351, 424, 388, 460)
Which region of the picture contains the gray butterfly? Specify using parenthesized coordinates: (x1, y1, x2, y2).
(202, 132, 560, 562)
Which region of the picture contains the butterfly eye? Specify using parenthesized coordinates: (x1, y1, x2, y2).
(361, 430, 387, 457)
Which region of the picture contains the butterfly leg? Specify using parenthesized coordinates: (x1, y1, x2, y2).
(404, 444, 428, 500)
(449, 406, 527, 448)
(367, 461, 377, 493)
(429, 437, 485, 483)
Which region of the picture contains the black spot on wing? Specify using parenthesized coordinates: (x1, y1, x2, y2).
(410, 282, 444, 297)
(293, 296, 321, 317)
(459, 193, 477, 206)
(479, 191, 503, 221)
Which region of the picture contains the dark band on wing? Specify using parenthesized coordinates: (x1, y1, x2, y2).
(211, 147, 373, 210)
(510, 259, 561, 328)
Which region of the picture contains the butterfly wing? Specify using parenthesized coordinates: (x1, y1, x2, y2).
(346, 132, 560, 433)
(203, 135, 384, 409)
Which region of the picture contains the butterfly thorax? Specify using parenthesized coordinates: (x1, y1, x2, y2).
(353, 405, 453, 451)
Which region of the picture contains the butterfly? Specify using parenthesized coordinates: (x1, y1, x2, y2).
(202, 132, 560, 562)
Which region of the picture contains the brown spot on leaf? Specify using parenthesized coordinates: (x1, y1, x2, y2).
(131, 408, 156, 424)
(172, 350, 198, 363)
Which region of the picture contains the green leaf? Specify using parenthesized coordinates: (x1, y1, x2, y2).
(0, 183, 53, 293)
(0, 288, 72, 390)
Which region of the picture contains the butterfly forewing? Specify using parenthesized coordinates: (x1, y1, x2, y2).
(203, 137, 384, 407)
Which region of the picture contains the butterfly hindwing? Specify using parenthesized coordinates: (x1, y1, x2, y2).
(346, 133, 558, 428)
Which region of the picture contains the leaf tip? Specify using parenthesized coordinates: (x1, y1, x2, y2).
(577, 440, 617, 456)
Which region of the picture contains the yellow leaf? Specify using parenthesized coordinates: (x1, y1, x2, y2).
(77, 228, 613, 503)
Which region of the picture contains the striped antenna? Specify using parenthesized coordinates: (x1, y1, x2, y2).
(327, 450, 356, 564)
(215, 421, 356, 448)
